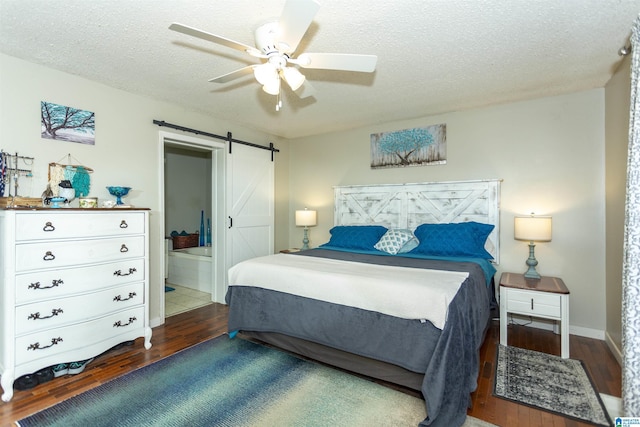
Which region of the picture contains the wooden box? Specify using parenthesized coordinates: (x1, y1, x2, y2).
(172, 233, 199, 249)
(0, 197, 42, 208)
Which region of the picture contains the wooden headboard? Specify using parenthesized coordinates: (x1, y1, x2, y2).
(333, 179, 502, 263)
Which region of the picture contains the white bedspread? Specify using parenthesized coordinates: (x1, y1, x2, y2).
(228, 253, 469, 330)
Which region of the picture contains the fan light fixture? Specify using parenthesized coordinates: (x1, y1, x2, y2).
(253, 61, 305, 102)
(253, 62, 306, 110)
(169, 0, 378, 112)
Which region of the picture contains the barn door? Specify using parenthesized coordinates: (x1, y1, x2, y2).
(223, 142, 274, 298)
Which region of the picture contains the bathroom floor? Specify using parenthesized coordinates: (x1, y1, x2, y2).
(165, 283, 212, 317)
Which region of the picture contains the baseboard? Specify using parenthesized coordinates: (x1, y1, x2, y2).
(600, 393, 623, 420)
(507, 314, 604, 340)
(150, 315, 164, 328)
(605, 331, 623, 366)
(570, 324, 605, 340)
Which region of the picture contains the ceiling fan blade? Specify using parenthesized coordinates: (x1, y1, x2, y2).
(169, 23, 263, 57)
(208, 66, 256, 83)
(277, 0, 320, 53)
(296, 53, 378, 72)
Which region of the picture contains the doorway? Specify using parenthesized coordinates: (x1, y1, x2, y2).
(160, 131, 226, 319)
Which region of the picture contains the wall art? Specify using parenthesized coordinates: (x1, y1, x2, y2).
(41, 101, 95, 145)
(370, 123, 446, 169)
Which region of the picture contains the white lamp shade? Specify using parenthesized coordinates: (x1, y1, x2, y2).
(262, 79, 280, 95)
(514, 216, 552, 242)
(253, 63, 278, 85)
(295, 209, 317, 227)
(282, 67, 305, 91)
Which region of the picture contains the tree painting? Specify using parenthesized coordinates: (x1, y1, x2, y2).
(370, 123, 446, 169)
(41, 101, 95, 145)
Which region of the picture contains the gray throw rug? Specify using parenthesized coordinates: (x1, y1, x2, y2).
(494, 345, 611, 426)
(18, 334, 495, 427)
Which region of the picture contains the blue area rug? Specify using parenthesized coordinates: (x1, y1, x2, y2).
(493, 345, 611, 426)
(17, 335, 432, 427)
(164, 285, 175, 292)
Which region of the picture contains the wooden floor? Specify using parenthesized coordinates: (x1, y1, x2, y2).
(0, 303, 621, 427)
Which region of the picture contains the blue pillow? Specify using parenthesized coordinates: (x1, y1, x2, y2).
(410, 222, 494, 259)
(320, 225, 388, 251)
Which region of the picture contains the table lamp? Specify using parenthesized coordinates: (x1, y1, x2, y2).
(295, 208, 317, 250)
(514, 214, 552, 279)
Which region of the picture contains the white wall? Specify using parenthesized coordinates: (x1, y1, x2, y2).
(0, 53, 288, 326)
(288, 89, 608, 337)
(164, 147, 212, 241)
(604, 54, 631, 360)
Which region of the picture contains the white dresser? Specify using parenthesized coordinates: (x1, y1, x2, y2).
(0, 208, 152, 402)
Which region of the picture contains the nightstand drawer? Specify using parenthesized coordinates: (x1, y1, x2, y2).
(505, 288, 561, 318)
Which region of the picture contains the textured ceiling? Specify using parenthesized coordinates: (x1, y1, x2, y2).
(0, 0, 638, 139)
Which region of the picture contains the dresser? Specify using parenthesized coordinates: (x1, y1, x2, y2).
(0, 208, 152, 401)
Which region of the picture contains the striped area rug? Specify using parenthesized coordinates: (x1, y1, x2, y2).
(18, 335, 494, 427)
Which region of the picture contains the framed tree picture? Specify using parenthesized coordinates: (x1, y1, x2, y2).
(370, 123, 446, 169)
(41, 101, 95, 145)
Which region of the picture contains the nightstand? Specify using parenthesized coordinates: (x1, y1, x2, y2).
(280, 248, 301, 254)
(499, 272, 570, 358)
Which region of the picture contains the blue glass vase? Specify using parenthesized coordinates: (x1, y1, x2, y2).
(199, 210, 205, 246)
(206, 218, 211, 246)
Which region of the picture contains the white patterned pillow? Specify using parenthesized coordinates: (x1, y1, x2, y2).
(374, 229, 417, 255)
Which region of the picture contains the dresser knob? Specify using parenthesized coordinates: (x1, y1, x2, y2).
(120, 244, 129, 253)
(42, 222, 55, 232)
(42, 251, 55, 261)
(120, 220, 128, 229)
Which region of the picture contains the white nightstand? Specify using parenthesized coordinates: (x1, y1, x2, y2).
(499, 272, 570, 358)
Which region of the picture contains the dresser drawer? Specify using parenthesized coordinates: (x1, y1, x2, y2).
(15, 259, 145, 304)
(15, 212, 145, 241)
(16, 306, 145, 365)
(16, 236, 144, 271)
(16, 282, 144, 335)
(505, 288, 562, 318)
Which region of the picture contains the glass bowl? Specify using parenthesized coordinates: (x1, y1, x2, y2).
(106, 186, 131, 205)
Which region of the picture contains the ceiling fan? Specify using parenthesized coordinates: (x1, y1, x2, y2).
(169, 0, 377, 111)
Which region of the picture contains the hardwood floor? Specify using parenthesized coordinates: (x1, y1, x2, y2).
(468, 321, 621, 426)
(0, 304, 621, 427)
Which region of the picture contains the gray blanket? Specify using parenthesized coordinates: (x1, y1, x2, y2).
(226, 249, 491, 427)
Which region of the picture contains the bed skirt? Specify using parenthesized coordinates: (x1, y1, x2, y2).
(242, 330, 425, 391)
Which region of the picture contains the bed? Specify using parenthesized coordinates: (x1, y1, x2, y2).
(225, 180, 501, 427)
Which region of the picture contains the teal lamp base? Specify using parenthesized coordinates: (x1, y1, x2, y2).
(301, 227, 310, 250)
(523, 242, 541, 280)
